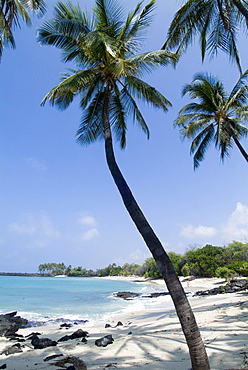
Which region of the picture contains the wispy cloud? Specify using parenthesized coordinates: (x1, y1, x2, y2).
(221, 202, 248, 242)
(180, 224, 218, 239)
(8, 212, 60, 240)
(26, 157, 46, 171)
(78, 212, 100, 241)
(78, 214, 97, 227)
(40, 211, 60, 238)
(128, 249, 150, 262)
(81, 228, 100, 241)
(179, 202, 248, 244)
(8, 213, 36, 235)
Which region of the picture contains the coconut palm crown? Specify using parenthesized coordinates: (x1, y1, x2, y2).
(174, 71, 248, 168)
(0, 0, 46, 59)
(162, 0, 248, 74)
(39, 0, 177, 147)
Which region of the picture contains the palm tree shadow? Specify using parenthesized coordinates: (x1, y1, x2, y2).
(2, 294, 247, 369)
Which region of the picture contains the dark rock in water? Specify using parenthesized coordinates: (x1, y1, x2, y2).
(0, 364, 7, 369)
(114, 292, 140, 300)
(58, 329, 89, 342)
(0, 312, 28, 337)
(95, 334, 114, 347)
(114, 291, 169, 300)
(60, 323, 72, 329)
(74, 320, 88, 325)
(194, 279, 248, 296)
(30, 334, 57, 349)
(143, 292, 169, 298)
(1, 343, 23, 355)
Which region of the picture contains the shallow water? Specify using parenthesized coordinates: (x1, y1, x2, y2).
(0, 276, 172, 325)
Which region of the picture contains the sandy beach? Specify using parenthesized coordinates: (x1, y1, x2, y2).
(0, 277, 247, 370)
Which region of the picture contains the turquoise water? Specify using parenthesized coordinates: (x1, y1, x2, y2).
(0, 276, 170, 325)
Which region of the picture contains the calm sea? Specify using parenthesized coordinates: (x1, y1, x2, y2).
(0, 276, 171, 326)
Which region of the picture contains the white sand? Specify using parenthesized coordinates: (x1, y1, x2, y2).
(0, 277, 247, 370)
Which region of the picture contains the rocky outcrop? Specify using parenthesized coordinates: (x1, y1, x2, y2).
(95, 334, 114, 347)
(114, 291, 169, 300)
(58, 329, 89, 342)
(194, 279, 248, 296)
(51, 355, 87, 369)
(0, 312, 28, 337)
(0, 342, 24, 355)
(29, 334, 57, 349)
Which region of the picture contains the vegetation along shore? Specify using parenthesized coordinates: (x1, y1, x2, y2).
(35, 242, 248, 280)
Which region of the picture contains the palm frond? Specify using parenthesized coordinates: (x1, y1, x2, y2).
(80, 74, 103, 109)
(125, 75, 171, 111)
(163, 0, 211, 51)
(175, 114, 214, 135)
(227, 70, 248, 108)
(94, 0, 124, 32)
(118, 1, 143, 42)
(191, 125, 215, 169)
(128, 49, 178, 73)
(76, 91, 105, 145)
(24, 0, 46, 16)
(111, 82, 127, 148)
(41, 69, 97, 109)
(120, 86, 149, 138)
(163, 0, 246, 71)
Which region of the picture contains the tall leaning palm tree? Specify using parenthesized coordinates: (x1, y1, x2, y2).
(37, 1, 210, 369)
(0, 0, 46, 59)
(174, 71, 248, 168)
(162, 0, 248, 74)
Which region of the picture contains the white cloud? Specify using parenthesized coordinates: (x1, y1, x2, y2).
(8, 213, 36, 235)
(78, 214, 97, 227)
(179, 202, 248, 245)
(8, 212, 60, 239)
(81, 228, 100, 241)
(26, 157, 46, 171)
(221, 202, 248, 242)
(128, 249, 150, 262)
(26, 239, 49, 250)
(40, 211, 60, 238)
(180, 224, 218, 239)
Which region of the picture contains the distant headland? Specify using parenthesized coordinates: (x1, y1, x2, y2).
(0, 272, 52, 277)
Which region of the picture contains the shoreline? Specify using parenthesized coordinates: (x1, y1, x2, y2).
(0, 278, 247, 369)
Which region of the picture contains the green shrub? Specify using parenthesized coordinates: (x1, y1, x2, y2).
(215, 266, 235, 281)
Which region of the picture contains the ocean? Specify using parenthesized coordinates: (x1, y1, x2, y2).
(0, 276, 172, 326)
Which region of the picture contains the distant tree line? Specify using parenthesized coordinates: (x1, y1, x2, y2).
(38, 241, 248, 280)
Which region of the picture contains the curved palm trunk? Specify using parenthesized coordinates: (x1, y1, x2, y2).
(233, 136, 248, 161)
(103, 85, 210, 370)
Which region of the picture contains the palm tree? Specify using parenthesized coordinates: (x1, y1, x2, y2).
(162, 0, 248, 73)
(0, 0, 46, 59)
(174, 71, 248, 168)
(37, 1, 210, 368)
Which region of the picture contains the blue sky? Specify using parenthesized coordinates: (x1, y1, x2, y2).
(0, 0, 248, 273)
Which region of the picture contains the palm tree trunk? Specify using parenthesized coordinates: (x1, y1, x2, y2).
(233, 135, 248, 161)
(103, 84, 210, 370)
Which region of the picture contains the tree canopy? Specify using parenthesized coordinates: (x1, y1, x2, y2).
(174, 71, 248, 168)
